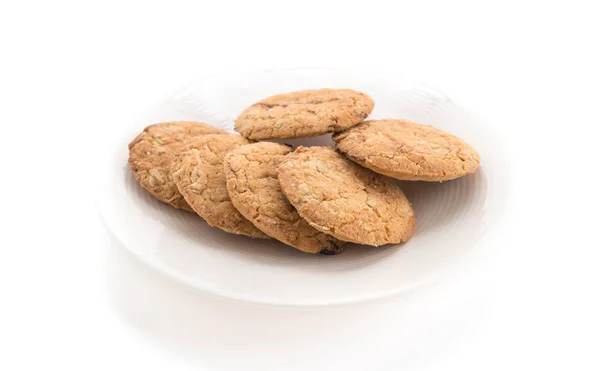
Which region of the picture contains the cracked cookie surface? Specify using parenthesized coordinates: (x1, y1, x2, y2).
(224, 142, 344, 254)
(277, 146, 415, 246)
(171, 134, 270, 239)
(234, 89, 374, 139)
(128, 121, 226, 210)
(333, 119, 480, 181)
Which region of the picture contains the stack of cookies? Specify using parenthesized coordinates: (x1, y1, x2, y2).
(128, 88, 480, 255)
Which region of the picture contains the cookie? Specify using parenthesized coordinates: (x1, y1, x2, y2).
(234, 89, 374, 139)
(277, 146, 415, 246)
(171, 134, 270, 239)
(128, 121, 226, 210)
(224, 142, 344, 254)
(332, 119, 480, 181)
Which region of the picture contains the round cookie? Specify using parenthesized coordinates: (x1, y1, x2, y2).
(171, 134, 270, 239)
(234, 89, 374, 140)
(277, 146, 415, 246)
(128, 121, 225, 210)
(332, 119, 480, 181)
(224, 142, 344, 255)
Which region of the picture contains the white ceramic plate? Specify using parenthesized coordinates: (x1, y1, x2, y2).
(98, 68, 507, 307)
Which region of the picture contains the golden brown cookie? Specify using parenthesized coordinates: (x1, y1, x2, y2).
(128, 121, 226, 210)
(224, 142, 344, 254)
(332, 119, 480, 181)
(234, 89, 374, 139)
(277, 146, 415, 246)
(171, 134, 270, 239)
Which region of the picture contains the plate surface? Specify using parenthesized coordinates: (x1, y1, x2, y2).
(98, 68, 506, 306)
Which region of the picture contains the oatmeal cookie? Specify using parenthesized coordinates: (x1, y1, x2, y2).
(234, 89, 374, 139)
(224, 142, 344, 254)
(171, 134, 270, 238)
(277, 146, 415, 246)
(128, 121, 225, 210)
(333, 119, 480, 181)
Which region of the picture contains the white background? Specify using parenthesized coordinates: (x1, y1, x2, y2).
(1, 0, 599, 370)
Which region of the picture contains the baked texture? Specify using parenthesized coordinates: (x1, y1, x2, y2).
(128, 121, 226, 210)
(171, 134, 270, 239)
(277, 146, 415, 246)
(332, 119, 480, 181)
(224, 142, 344, 254)
(234, 89, 374, 139)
